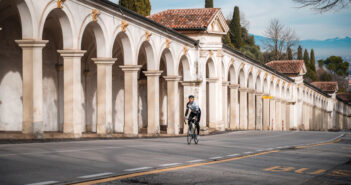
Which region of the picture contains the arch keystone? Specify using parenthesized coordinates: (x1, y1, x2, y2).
(92, 9, 100, 22)
(121, 20, 129, 32)
(57, 0, 66, 9)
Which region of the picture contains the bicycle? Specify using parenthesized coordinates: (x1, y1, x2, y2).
(186, 117, 199, 145)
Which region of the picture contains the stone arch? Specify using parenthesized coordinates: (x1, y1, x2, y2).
(206, 58, 216, 79)
(16, 0, 35, 38)
(255, 75, 262, 92)
(206, 57, 217, 128)
(111, 31, 134, 65)
(238, 68, 245, 88)
(275, 82, 280, 98)
(159, 48, 175, 75)
(179, 55, 191, 81)
(138, 41, 156, 70)
(38, 2, 74, 48)
(80, 20, 109, 132)
(228, 64, 236, 83)
(247, 72, 254, 89)
(111, 31, 134, 133)
(41, 6, 73, 132)
(263, 78, 269, 94)
(78, 17, 108, 57)
(0, 0, 25, 131)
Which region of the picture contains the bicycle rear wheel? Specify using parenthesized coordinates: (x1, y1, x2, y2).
(193, 128, 198, 144)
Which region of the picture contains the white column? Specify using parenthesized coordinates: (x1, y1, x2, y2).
(120, 65, 142, 136)
(239, 88, 248, 130)
(269, 98, 276, 130)
(229, 84, 239, 130)
(275, 99, 281, 131)
(207, 78, 218, 129)
(143, 70, 163, 135)
(92, 58, 116, 135)
(263, 95, 270, 130)
(255, 92, 263, 130)
(16, 40, 48, 135)
(248, 89, 256, 130)
(57, 50, 86, 136)
(281, 100, 287, 131)
(164, 76, 181, 135)
(222, 81, 229, 129)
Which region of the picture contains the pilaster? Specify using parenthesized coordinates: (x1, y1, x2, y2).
(229, 84, 239, 130)
(239, 88, 248, 130)
(164, 76, 181, 135)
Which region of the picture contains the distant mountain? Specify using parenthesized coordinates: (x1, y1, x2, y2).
(253, 35, 351, 59)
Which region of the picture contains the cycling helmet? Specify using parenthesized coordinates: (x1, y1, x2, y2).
(188, 95, 195, 99)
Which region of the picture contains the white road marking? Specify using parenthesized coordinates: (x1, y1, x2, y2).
(209, 156, 223, 159)
(266, 148, 274, 150)
(78, 172, 113, 179)
(227, 154, 239, 157)
(159, 163, 181, 167)
(26, 181, 58, 185)
(244, 151, 253, 154)
(256, 149, 263, 152)
(124, 167, 152, 172)
(187, 159, 205, 163)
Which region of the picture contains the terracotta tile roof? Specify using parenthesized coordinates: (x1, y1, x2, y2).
(266, 60, 304, 75)
(311, 81, 338, 94)
(148, 8, 220, 31)
(337, 93, 351, 103)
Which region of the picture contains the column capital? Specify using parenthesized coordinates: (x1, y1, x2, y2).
(222, 81, 229, 86)
(238, 87, 250, 92)
(143, 70, 163, 76)
(255, 92, 264, 96)
(15, 39, 48, 48)
(275, 98, 282, 102)
(57, 49, 86, 57)
(207, 78, 219, 83)
(181, 80, 202, 86)
(92, 57, 117, 65)
(247, 88, 256, 94)
(120, 65, 142, 72)
(228, 84, 239, 89)
(163, 75, 181, 81)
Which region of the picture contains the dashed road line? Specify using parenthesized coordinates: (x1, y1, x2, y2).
(78, 172, 113, 179)
(26, 181, 58, 185)
(123, 167, 152, 172)
(244, 151, 253, 154)
(227, 154, 239, 157)
(187, 159, 205, 163)
(209, 156, 223, 160)
(159, 163, 181, 167)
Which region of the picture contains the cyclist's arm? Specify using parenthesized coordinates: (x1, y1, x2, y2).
(185, 102, 190, 117)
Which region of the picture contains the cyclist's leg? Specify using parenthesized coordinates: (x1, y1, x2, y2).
(188, 114, 194, 133)
(195, 121, 200, 135)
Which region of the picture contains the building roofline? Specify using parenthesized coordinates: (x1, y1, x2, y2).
(223, 45, 295, 83)
(304, 80, 331, 98)
(93, 0, 198, 46)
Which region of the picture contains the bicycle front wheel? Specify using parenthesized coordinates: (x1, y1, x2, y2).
(193, 130, 198, 144)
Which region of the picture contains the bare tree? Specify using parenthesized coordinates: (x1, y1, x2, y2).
(264, 19, 299, 60)
(293, 0, 351, 12)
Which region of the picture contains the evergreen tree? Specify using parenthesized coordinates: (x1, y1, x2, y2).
(229, 6, 242, 49)
(310, 49, 316, 71)
(205, 0, 213, 8)
(303, 49, 309, 66)
(287, 47, 293, 60)
(297, 45, 303, 60)
(119, 0, 151, 16)
(222, 32, 234, 48)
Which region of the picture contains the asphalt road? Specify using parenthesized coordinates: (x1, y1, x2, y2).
(0, 131, 349, 185)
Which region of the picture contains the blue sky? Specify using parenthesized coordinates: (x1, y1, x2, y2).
(110, 0, 351, 40)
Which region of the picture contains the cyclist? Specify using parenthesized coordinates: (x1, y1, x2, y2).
(184, 95, 201, 137)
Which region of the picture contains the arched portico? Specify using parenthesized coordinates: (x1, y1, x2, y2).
(238, 68, 248, 130)
(262, 77, 270, 130)
(247, 72, 255, 130)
